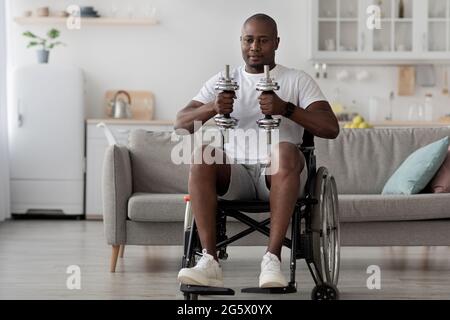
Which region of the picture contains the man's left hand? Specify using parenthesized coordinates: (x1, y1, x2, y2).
(258, 92, 288, 116)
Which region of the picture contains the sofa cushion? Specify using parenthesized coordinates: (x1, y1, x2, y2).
(128, 193, 270, 222)
(128, 193, 186, 222)
(338, 193, 450, 222)
(428, 147, 450, 193)
(315, 128, 450, 194)
(382, 136, 449, 194)
(128, 130, 190, 194)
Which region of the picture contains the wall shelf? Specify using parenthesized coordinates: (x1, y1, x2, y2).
(14, 17, 159, 26)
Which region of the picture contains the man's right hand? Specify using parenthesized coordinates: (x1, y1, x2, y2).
(213, 91, 236, 115)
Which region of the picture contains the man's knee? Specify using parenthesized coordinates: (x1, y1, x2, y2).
(189, 145, 216, 177)
(271, 142, 303, 176)
(189, 145, 231, 189)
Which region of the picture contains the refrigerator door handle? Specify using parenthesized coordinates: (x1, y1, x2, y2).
(17, 99, 24, 127)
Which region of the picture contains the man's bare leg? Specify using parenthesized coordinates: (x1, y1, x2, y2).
(265, 142, 304, 260)
(188, 145, 231, 261)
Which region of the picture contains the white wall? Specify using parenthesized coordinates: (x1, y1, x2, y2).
(8, 0, 450, 121)
(1, 0, 10, 221)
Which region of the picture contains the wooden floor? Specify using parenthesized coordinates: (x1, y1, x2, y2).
(0, 220, 449, 300)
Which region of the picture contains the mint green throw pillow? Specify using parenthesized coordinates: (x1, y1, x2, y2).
(382, 136, 450, 195)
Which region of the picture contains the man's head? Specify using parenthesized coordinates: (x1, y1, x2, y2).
(241, 14, 280, 73)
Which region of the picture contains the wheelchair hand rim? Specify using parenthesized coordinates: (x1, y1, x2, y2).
(321, 175, 340, 286)
(311, 167, 340, 287)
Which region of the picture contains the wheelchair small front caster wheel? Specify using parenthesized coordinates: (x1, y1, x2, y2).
(184, 293, 198, 300)
(311, 283, 339, 300)
(218, 250, 228, 260)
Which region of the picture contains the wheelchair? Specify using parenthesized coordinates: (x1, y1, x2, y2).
(180, 131, 341, 300)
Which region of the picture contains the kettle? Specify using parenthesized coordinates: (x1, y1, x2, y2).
(110, 90, 132, 119)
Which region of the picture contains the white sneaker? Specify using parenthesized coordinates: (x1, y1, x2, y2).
(259, 252, 288, 288)
(178, 249, 223, 287)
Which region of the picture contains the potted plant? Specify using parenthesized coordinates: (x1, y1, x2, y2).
(23, 28, 65, 64)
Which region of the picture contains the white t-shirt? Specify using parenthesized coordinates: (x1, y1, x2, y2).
(193, 64, 327, 163)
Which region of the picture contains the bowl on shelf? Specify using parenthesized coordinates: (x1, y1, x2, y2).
(80, 6, 100, 17)
(80, 6, 95, 13)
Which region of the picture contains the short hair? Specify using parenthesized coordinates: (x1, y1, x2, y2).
(243, 13, 278, 37)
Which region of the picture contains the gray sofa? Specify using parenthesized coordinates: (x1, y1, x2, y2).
(102, 127, 450, 271)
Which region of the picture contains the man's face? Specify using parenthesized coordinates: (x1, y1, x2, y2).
(241, 19, 279, 71)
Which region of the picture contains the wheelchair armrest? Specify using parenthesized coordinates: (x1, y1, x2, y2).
(102, 144, 132, 245)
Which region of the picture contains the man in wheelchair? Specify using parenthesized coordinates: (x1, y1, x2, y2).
(174, 14, 339, 290)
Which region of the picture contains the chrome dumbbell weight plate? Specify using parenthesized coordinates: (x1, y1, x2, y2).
(214, 114, 238, 129)
(256, 117, 280, 130)
(256, 64, 280, 92)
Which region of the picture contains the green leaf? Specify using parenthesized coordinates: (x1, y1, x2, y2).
(47, 28, 60, 39)
(48, 41, 65, 49)
(23, 31, 37, 38)
(27, 41, 39, 48)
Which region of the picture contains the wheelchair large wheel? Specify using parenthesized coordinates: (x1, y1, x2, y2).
(310, 167, 341, 289)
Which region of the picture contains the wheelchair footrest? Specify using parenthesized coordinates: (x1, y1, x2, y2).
(180, 284, 235, 296)
(241, 285, 297, 294)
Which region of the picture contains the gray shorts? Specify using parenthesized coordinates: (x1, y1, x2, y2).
(220, 162, 308, 201)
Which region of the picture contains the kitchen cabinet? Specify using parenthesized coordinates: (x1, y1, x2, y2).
(85, 119, 173, 219)
(311, 0, 450, 63)
(424, 0, 450, 55)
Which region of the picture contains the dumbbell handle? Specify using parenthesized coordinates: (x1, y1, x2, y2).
(221, 88, 234, 119)
(262, 90, 275, 120)
(264, 65, 271, 82)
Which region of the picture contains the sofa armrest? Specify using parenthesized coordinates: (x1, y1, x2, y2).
(102, 145, 132, 245)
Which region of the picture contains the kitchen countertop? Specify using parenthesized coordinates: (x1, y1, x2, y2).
(339, 120, 450, 127)
(87, 118, 450, 128)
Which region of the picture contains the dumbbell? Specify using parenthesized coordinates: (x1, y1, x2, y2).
(256, 65, 281, 146)
(214, 65, 239, 144)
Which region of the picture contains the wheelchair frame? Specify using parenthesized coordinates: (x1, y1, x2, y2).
(180, 131, 341, 300)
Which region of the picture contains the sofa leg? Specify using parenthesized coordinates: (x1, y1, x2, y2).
(119, 245, 125, 258)
(110, 245, 120, 273)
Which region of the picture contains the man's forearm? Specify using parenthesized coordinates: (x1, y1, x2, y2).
(288, 103, 339, 139)
(174, 102, 217, 133)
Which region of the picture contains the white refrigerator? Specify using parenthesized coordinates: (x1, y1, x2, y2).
(8, 64, 85, 216)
